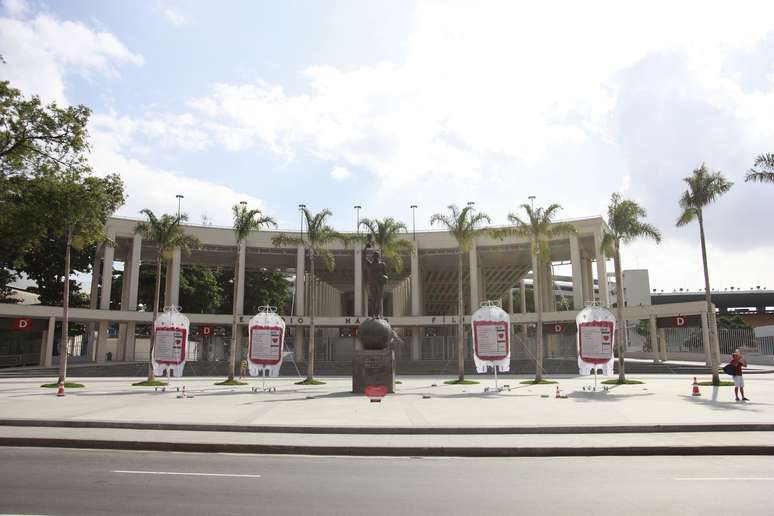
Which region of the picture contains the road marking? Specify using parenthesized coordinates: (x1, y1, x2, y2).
(673, 477, 774, 481)
(113, 470, 261, 478)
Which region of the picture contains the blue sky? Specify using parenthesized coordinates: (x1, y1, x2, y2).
(3, 0, 774, 291)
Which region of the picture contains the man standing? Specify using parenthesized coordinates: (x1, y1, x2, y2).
(730, 350, 749, 401)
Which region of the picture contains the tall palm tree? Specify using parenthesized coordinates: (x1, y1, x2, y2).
(357, 217, 414, 315)
(430, 205, 492, 382)
(226, 203, 276, 383)
(745, 153, 774, 184)
(677, 164, 732, 386)
(497, 204, 576, 382)
(601, 193, 661, 383)
(272, 208, 342, 383)
(134, 210, 199, 382)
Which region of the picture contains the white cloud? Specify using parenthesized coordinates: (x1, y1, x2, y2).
(2, 0, 28, 17)
(158, 4, 190, 27)
(90, 122, 261, 227)
(0, 10, 143, 103)
(330, 165, 351, 181)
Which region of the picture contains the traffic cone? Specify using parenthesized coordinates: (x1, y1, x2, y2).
(691, 377, 701, 396)
(56, 382, 65, 397)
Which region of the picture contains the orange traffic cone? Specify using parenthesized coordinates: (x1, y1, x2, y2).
(691, 377, 701, 396)
(56, 382, 65, 397)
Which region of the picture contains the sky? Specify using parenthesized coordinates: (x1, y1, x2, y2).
(2, 0, 774, 293)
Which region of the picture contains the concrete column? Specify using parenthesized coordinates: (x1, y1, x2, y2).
(87, 245, 102, 361)
(96, 243, 115, 363)
(469, 243, 479, 313)
(411, 245, 422, 360)
(167, 246, 182, 308)
(39, 316, 55, 367)
(354, 248, 363, 316)
(594, 230, 609, 306)
(701, 311, 712, 366)
(125, 235, 141, 360)
(569, 235, 583, 310)
(649, 315, 659, 363)
(581, 258, 594, 304)
(100, 244, 115, 310)
(657, 328, 668, 361)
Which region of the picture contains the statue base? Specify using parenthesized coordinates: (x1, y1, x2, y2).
(352, 348, 395, 394)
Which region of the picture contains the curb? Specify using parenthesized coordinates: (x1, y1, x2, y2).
(0, 437, 772, 457)
(1, 419, 773, 435)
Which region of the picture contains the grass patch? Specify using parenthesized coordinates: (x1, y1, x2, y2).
(132, 380, 168, 387)
(41, 382, 84, 388)
(214, 379, 248, 386)
(295, 378, 326, 385)
(602, 379, 644, 385)
(395, 380, 402, 384)
(443, 379, 480, 385)
(698, 380, 735, 387)
(519, 379, 558, 385)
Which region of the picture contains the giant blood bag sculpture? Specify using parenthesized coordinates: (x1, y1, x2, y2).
(471, 302, 511, 373)
(247, 306, 286, 378)
(152, 306, 190, 377)
(576, 304, 616, 376)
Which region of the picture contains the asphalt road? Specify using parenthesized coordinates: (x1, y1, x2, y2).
(0, 447, 772, 515)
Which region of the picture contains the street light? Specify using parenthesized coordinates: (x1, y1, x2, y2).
(354, 205, 362, 234)
(176, 194, 184, 219)
(410, 205, 417, 241)
(528, 195, 536, 211)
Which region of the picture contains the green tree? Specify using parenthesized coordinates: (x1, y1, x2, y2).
(430, 205, 492, 382)
(497, 204, 576, 382)
(272, 208, 342, 383)
(676, 164, 733, 386)
(243, 270, 293, 315)
(357, 217, 414, 315)
(226, 204, 276, 382)
(42, 171, 125, 384)
(744, 153, 774, 184)
(0, 80, 91, 178)
(601, 193, 661, 383)
(134, 210, 199, 382)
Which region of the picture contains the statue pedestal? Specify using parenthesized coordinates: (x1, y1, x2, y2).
(352, 348, 395, 394)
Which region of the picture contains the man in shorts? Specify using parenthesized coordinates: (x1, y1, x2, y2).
(730, 350, 749, 401)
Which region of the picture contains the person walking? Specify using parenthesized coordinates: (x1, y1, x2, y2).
(730, 350, 749, 401)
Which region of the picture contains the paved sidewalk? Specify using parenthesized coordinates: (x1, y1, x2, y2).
(0, 426, 772, 457)
(1, 374, 771, 428)
(2, 374, 772, 455)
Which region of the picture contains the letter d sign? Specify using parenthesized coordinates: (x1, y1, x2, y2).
(13, 318, 32, 331)
(674, 316, 686, 327)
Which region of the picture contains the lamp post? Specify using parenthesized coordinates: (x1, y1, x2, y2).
(528, 195, 535, 211)
(176, 194, 184, 219)
(354, 205, 362, 235)
(467, 201, 475, 210)
(410, 204, 417, 241)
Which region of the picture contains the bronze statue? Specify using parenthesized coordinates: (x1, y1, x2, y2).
(364, 248, 387, 317)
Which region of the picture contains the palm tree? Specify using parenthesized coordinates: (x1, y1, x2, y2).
(134, 210, 199, 382)
(677, 164, 732, 385)
(497, 204, 576, 382)
(226, 203, 276, 383)
(430, 205, 492, 382)
(745, 153, 774, 184)
(357, 217, 414, 315)
(272, 208, 342, 383)
(601, 193, 661, 383)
